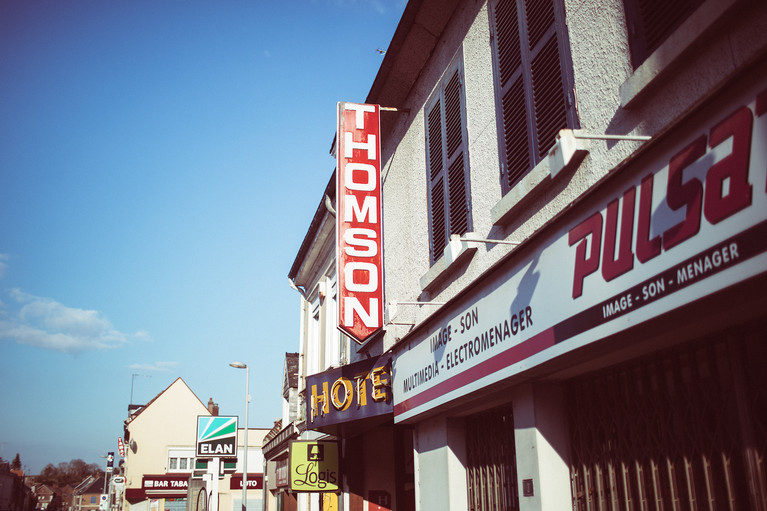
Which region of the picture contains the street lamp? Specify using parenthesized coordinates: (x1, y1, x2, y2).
(229, 362, 249, 511)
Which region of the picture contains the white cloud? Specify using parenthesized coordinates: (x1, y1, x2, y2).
(127, 361, 179, 372)
(0, 288, 135, 354)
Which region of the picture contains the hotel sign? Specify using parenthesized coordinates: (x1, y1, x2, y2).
(307, 355, 392, 428)
(337, 102, 384, 344)
(394, 79, 767, 422)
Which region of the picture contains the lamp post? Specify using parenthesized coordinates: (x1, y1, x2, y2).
(229, 362, 249, 511)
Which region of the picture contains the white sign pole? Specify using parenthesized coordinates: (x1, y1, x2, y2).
(205, 457, 220, 511)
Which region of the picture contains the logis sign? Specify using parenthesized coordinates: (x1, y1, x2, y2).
(196, 416, 237, 458)
(289, 440, 339, 493)
(336, 102, 384, 344)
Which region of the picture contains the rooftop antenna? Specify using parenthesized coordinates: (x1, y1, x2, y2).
(130, 373, 151, 405)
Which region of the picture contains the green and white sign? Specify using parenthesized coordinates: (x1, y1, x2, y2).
(196, 416, 238, 458)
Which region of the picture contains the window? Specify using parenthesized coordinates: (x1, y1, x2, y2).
(168, 448, 195, 472)
(90, 497, 97, 504)
(623, 0, 704, 69)
(425, 56, 472, 264)
(489, 0, 578, 193)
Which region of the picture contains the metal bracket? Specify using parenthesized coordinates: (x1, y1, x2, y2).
(460, 237, 521, 246)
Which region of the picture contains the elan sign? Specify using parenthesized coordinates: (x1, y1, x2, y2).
(336, 102, 384, 344)
(196, 416, 237, 458)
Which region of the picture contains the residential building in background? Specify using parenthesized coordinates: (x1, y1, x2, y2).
(284, 0, 767, 510)
(262, 354, 300, 511)
(0, 462, 35, 511)
(121, 378, 268, 511)
(72, 476, 104, 511)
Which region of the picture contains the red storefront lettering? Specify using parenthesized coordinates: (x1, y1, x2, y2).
(569, 96, 758, 298)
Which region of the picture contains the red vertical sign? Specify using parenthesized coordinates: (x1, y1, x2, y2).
(336, 102, 384, 344)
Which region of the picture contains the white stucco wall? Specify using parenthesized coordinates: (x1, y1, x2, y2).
(380, 0, 767, 343)
(376, 0, 767, 510)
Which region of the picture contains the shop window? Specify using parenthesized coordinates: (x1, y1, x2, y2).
(623, 0, 704, 69)
(425, 55, 472, 265)
(466, 404, 519, 511)
(488, 0, 578, 193)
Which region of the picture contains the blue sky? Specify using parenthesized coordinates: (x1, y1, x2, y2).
(0, 0, 406, 474)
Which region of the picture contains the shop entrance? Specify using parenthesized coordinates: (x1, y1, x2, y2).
(466, 404, 520, 511)
(567, 323, 767, 510)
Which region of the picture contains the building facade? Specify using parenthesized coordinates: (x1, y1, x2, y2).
(121, 378, 268, 511)
(285, 0, 767, 509)
(72, 476, 105, 511)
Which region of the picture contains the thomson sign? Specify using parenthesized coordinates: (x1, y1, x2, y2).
(196, 416, 237, 457)
(336, 102, 384, 344)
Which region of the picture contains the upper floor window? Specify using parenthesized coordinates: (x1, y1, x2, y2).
(488, 0, 578, 193)
(425, 56, 472, 264)
(623, 0, 704, 69)
(167, 447, 195, 472)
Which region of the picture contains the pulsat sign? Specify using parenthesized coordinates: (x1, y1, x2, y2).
(196, 416, 237, 458)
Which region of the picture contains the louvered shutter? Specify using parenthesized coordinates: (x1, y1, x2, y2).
(490, 0, 578, 193)
(624, 0, 704, 69)
(425, 62, 472, 265)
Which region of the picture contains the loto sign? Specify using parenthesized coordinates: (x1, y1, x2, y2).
(336, 102, 384, 344)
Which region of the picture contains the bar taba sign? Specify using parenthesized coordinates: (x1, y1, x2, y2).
(336, 102, 384, 344)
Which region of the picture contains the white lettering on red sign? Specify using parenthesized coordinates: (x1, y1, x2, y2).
(337, 102, 384, 343)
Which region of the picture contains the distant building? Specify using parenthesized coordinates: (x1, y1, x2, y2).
(72, 476, 104, 511)
(31, 484, 56, 511)
(121, 377, 269, 511)
(0, 462, 35, 511)
(262, 353, 301, 511)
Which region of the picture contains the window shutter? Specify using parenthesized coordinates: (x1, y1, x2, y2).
(624, 0, 704, 68)
(490, 0, 577, 192)
(444, 71, 470, 239)
(531, 34, 567, 160)
(427, 98, 448, 262)
(425, 62, 472, 265)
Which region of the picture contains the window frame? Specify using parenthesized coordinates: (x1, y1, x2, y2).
(424, 54, 473, 266)
(488, 0, 579, 195)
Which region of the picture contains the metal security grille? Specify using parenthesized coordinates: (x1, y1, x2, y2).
(568, 325, 767, 510)
(466, 404, 520, 511)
